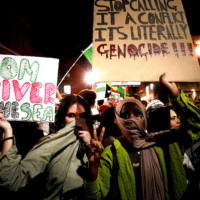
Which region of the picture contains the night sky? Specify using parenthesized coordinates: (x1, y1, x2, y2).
(7, 1, 199, 92)
(9, 1, 199, 59)
(9, 1, 94, 59)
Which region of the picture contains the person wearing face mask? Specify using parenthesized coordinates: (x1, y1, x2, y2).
(0, 94, 98, 200)
(84, 73, 200, 200)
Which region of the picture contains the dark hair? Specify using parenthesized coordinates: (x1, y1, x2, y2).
(79, 89, 96, 107)
(141, 100, 147, 107)
(98, 107, 121, 140)
(147, 106, 171, 133)
(55, 94, 93, 133)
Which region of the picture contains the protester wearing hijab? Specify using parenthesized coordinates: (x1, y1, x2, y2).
(84, 73, 200, 200)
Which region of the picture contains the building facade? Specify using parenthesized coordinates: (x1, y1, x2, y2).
(0, 6, 44, 57)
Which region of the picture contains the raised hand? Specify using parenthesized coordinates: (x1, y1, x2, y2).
(76, 120, 92, 146)
(0, 112, 13, 156)
(0, 112, 12, 139)
(86, 124, 105, 181)
(159, 73, 180, 98)
(87, 125, 105, 162)
(78, 129, 91, 146)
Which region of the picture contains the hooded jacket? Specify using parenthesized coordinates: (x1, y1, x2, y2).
(0, 119, 89, 200)
(85, 91, 200, 200)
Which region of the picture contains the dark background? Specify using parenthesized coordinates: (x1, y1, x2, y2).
(6, 1, 199, 93)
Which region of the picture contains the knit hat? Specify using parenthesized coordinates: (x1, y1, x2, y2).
(146, 100, 164, 116)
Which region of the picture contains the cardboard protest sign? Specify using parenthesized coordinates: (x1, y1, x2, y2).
(92, 0, 200, 82)
(0, 55, 59, 122)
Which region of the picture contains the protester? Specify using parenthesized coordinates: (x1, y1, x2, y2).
(0, 94, 95, 200)
(147, 104, 180, 132)
(147, 106, 171, 134)
(147, 101, 200, 200)
(98, 105, 110, 120)
(97, 107, 121, 147)
(103, 94, 115, 107)
(79, 89, 101, 129)
(146, 99, 165, 134)
(84, 73, 200, 200)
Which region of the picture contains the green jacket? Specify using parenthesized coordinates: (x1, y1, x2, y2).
(85, 91, 200, 200)
(0, 120, 88, 200)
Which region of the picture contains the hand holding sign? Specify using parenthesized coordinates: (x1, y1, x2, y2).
(0, 112, 13, 156)
(0, 112, 12, 137)
(159, 73, 180, 98)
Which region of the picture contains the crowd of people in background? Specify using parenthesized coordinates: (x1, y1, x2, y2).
(0, 73, 200, 200)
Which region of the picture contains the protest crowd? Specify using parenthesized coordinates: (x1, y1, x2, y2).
(1, 0, 200, 199)
(0, 72, 200, 200)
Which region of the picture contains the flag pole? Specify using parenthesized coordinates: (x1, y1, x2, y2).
(57, 43, 93, 87)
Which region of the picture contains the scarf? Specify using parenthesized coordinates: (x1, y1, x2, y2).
(115, 97, 165, 200)
(32, 118, 89, 199)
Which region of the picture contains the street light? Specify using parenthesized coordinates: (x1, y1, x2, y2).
(150, 83, 154, 90)
(85, 71, 100, 85)
(64, 85, 71, 94)
(194, 41, 200, 56)
(195, 45, 200, 56)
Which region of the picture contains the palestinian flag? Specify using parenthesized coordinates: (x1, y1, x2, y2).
(82, 43, 93, 65)
(106, 82, 130, 98)
(82, 44, 130, 98)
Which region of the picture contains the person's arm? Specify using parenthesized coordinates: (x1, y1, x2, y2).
(56, 88, 62, 101)
(159, 73, 180, 98)
(86, 125, 105, 182)
(84, 125, 111, 200)
(0, 116, 51, 192)
(0, 113, 13, 156)
(159, 73, 200, 123)
(159, 73, 200, 145)
(85, 142, 113, 200)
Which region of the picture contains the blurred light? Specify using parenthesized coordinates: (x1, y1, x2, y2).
(141, 96, 147, 101)
(112, 81, 141, 86)
(127, 81, 141, 85)
(55, 98, 60, 104)
(191, 89, 196, 101)
(85, 71, 100, 84)
(146, 86, 150, 101)
(64, 85, 71, 94)
(150, 83, 154, 90)
(196, 45, 200, 56)
(112, 82, 121, 85)
(194, 41, 200, 56)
